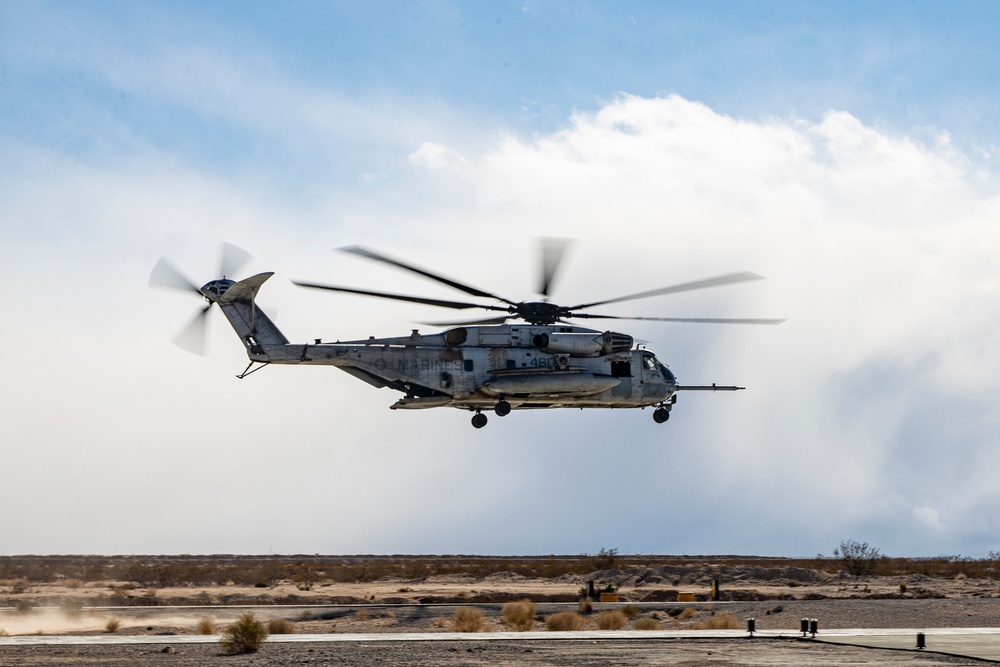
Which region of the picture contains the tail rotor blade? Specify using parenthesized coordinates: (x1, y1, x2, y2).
(172, 304, 212, 355)
(149, 257, 201, 294)
(219, 242, 252, 278)
(539, 237, 572, 298)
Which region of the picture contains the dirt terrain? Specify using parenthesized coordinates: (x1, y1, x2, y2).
(1, 558, 998, 665)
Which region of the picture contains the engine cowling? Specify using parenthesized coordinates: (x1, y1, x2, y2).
(532, 331, 634, 357)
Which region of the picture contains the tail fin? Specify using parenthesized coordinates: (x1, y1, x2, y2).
(217, 272, 288, 360)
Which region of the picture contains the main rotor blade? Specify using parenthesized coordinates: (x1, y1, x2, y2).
(292, 281, 511, 312)
(569, 312, 786, 325)
(149, 257, 201, 294)
(539, 237, 572, 298)
(418, 315, 513, 326)
(173, 304, 212, 355)
(219, 242, 252, 278)
(339, 245, 517, 305)
(569, 271, 766, 310)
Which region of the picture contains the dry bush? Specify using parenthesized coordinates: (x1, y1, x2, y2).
(621, 605, 640, 620)
(678, 607, 697, 620)
(690, 612, 740, 630)
(501, 599, 536, 631)
(596, 610, 627, 630)
(451, 607, 485, 633)
(434, 617, 448, 628)
(578, 598, 593, 614)
(545, 611, 583, 631)
(633, 617, 660, 630)
(104, 617, 121, 633)
(196, 617, 215, 635)
(267, 618, 295, 634)
(356, 609, 370, 620)
(220, 612, 268, 654)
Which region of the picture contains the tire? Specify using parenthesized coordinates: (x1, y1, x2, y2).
(495, 400, 511, 417)
(653, 407, 670, 424)
(472, 413, 488, 429)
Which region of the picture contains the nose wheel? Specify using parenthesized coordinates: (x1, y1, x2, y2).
(653, 407, 671, 424)
(494, 400, 511, 417)
(472, 412, 488, 429)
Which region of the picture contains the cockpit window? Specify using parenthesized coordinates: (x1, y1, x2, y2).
(660, 363, 676, 384)
(642, 354, 657, 371)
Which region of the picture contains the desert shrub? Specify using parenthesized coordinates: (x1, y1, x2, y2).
(220, 613, 268, 654)
(356, 609, 370, 620)
(621, 605, 640, 620)
(196, 617, 215, 635)
(267, 618, 295, 634)
(633, 617, 660, 630)
(104, 617, 121, 633)
(596, 610, 627, 630)
(590, 548, 620, 571)
(836, 540, 882, 576)
(690, 612, 740, 630)
(451, 607, 485, 633)
(678, 607, 696, 620)
(545, 611, 583, 631)
(578, 598, 593, 614)
(501, 599, 536, 631)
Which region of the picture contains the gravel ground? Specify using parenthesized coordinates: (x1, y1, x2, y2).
(0, 638, 986, 667)
(3, 599, 1000, 666)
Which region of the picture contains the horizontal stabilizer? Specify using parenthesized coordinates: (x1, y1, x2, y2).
(221, 272, 274, 303)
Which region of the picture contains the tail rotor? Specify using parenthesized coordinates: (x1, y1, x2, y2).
(149, 242, 253, 355)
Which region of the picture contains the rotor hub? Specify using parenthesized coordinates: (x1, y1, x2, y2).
(513, 301, 566, 325)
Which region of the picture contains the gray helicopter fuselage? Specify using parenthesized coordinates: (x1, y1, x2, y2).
(244, 322, 678, 412)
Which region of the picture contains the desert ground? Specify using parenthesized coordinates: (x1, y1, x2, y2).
(1, 555, 998, 665)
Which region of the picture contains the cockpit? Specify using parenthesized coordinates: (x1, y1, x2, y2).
(641, 351, 676, 385)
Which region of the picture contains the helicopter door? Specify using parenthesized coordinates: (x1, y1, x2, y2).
(610, 358, 632, 397)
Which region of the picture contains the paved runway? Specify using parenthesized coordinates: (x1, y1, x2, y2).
(2, 628, 1000, 662)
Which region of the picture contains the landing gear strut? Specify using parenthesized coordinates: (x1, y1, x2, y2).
(653, 407, 671, 424)
(494, 399, 511, 417)
(472, 411, 488, 429)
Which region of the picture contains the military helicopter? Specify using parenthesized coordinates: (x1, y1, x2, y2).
(150, 241, 782, 428)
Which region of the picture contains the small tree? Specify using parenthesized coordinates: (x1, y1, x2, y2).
(837, 540, 881, 576)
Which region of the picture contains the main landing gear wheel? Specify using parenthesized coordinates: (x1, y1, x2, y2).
(653, 407, 670, 424)
(494, 400, 511, 417)
(472, 412, 488, 429)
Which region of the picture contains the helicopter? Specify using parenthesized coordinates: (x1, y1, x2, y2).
(150, 241, 783, 428)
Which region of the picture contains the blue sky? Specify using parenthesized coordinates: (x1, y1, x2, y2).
(3, 1, 1000, 558)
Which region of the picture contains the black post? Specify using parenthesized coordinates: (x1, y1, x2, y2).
(747, 618, 755, 636)
(800, 618, 809, 636)
(809, 619, 818, 636)
(917, 632, 926, 649)
(587, 580, 595, 599)
(711, 579, 720, 601)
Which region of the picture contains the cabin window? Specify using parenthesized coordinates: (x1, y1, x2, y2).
(611, 360, 631, 377)
(464, 359, 474, 372)
(506, 360, 516, 369)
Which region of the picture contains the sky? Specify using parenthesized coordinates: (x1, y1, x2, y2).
(3, 1, 1000, 558)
